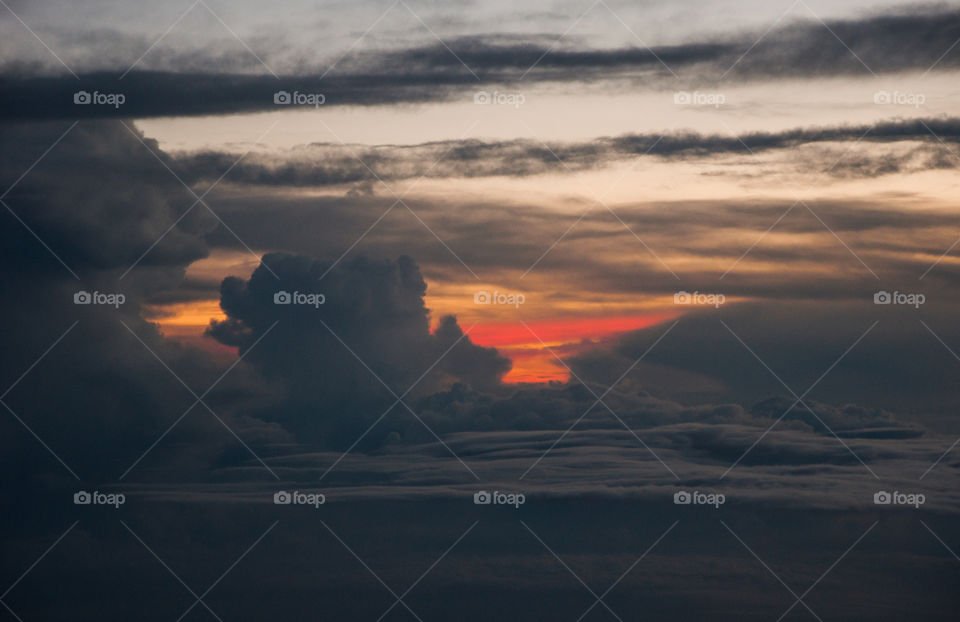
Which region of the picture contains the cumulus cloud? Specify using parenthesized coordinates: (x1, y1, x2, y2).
(206, 252, 510, 446)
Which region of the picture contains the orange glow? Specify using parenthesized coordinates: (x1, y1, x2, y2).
(149, 297, 676, 385)
(144, 300, 225, 331)
(143, 300, 237, 362)
(466, 313, 677, 383)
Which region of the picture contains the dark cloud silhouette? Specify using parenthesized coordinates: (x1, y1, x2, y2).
(206, 252, 510, 447)
(571, 302, 960, 429)
(0, 121, 280, 490)
(3, 8, 960, 119)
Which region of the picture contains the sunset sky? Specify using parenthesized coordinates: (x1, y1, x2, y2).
(2, 0, 960, 619)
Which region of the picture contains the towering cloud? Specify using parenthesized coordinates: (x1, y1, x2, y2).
(0, 121, 268, 486)
(208, 253, 510, 446)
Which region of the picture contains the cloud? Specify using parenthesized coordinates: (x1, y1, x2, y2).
(4, 9, 960, 619)
(0, 121, 280, 487)
(206, 252, 511, 446)
(164, 117, 960, 190)
(0, 120, 955, 571)
(3, 8, 960, 119)
(571, 301, 960, 424)
(0, 121, 211, 277)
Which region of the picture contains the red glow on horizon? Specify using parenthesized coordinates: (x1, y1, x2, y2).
(464, 313, 677, 384)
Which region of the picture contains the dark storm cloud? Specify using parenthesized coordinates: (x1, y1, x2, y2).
(0, 69, 468, 119)
(206, 252, 510, 446)
(169, 117, 960, 189)
(3, 8, 960, 119)
(0, 122, 211, 277)
(0, 121, 283, 489)
(570, 301, 960, 427)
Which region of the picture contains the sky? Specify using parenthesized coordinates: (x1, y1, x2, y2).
(2, 0, 960, 619)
